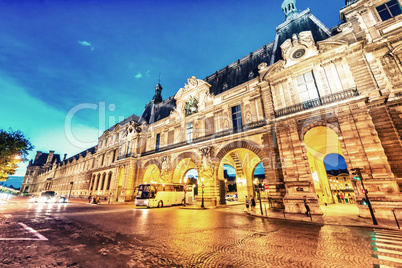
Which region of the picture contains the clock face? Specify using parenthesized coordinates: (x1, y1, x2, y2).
(292, 48, 306, 59)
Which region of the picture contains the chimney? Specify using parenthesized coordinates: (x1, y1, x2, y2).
(35, 151, 42, 160)
(63, 154, 67, 161)
(47, 150, 55, 164)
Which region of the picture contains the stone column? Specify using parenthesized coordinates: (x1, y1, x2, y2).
(276, 119, 321, 214)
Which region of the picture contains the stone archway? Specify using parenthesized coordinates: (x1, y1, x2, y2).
(172, 158, 198, 184)
(142, 164, 161, 183)
(217, 147, 263, 202)
(303, 126, 358, 214)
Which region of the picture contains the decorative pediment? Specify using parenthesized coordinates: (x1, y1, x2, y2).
(262, 60, 285, 81)
(317, 40, 348, 53)
(174, 75, 213, 115)
(175, 76, 211, 100)
(280, 31, 318, 68)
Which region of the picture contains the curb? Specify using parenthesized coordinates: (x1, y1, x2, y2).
(244, 211, 402, 231)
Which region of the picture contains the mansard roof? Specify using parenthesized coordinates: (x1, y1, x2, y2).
(32, 153, 61, 166)
(139, 8, 333, 125)
(270, 9, 331, 64)
(139, 96, 176, 125)
(107, 114, 140, 132)
(344, 0, 360, 7)
(61, 146, 96, 165)
(205, 42, 274, 96)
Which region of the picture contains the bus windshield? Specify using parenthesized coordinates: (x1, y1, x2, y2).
(136, 184, 150, 199)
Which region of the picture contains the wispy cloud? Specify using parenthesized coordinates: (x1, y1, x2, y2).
(78, 40, 94, 51)
(134, 72, 142, 79)
(134, 71, 151, 79)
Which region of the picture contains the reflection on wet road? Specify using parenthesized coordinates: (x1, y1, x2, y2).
(1, 197, 400, 267)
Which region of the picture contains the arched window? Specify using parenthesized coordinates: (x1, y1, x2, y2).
(106, 173, 112, 190)
(101, 173, 106, 190)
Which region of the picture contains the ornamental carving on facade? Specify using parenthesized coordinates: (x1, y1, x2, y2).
(160, 156, 171, 183)
(184, 96, 198, 116)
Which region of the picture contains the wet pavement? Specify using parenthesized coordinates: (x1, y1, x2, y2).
(1, 196, 402, 267)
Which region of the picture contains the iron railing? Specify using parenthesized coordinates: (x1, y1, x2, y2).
(274, 88, 358, 117)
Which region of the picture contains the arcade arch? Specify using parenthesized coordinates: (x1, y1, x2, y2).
(303, 126, 356, 210)
(217, 147, 264, 202)
(142, 164, 161, 183)
(172, 158, 198, 184)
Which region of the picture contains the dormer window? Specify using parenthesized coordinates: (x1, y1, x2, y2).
(376, 0, 402, 21)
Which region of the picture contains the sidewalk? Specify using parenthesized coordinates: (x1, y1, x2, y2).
(233, 202, 402, 231)
(67, 197, 402, 230)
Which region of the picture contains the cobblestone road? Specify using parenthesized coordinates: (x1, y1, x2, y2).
(1, 197, 401, 267)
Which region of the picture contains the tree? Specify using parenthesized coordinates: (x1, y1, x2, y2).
(0, 129, 34, 181)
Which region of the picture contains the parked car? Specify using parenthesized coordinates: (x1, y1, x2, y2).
(57, 196, 68, 203)
(29, 194, 40, 203)
(225, 193, 238, 202)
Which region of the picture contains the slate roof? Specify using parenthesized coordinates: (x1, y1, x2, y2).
(270, 9, 331, 64)
(139, 96, 176, 125)
(61, 146, 96, 166)
(205, 42, 274, 96)
(344, 0, 360, 7)
(32, 153, 61, 166)
(107, 114, 140, 132)
(139, 8, 333, 125)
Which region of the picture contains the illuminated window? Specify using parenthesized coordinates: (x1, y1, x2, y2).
(231, 105, 243, 132)
(186, 122, 193, 143)
(296, 72, 320, 102)
(376, 0, 402, 21)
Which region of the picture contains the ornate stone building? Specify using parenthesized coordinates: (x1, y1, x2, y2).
(21, 0, 402, 219)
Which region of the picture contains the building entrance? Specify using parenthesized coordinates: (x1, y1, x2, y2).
(218, 147, 264, 203)
(304, 126, 358, 214)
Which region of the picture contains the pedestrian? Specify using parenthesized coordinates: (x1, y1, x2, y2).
(251, 196, 256, 214)
(348, 193, 354, 204)
(303, 196, 310, 217)
(339, 192, 344, 204)
(245, 196, 250, 212)
(88, 194, 92, 203)
(336, 192, 340, 203)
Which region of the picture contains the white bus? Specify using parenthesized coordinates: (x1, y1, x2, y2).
(135, 183, 194, 208)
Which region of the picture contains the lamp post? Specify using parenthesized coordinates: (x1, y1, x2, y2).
(68, 182, 74, 200)
(254, 179, 263, 216)
(201, 177, 205, 208)
(184, 178, 187, 207)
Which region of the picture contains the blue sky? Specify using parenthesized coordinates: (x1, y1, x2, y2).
(0, 0, 345, 176)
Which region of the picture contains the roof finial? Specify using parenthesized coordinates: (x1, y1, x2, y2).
(281, 0, 298, 21)
(153, 74, 163, 104)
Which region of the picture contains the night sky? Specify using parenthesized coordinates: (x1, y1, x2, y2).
(0, 0, 346, 176)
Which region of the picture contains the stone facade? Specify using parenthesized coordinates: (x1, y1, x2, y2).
(21, 0, 402, 219)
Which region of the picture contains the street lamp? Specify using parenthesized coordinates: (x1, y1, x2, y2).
(254, 179, 263, 215)
(184, 178, 188, 207)
(201, 177, 205, 208)
(68, 182, 74, 200)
